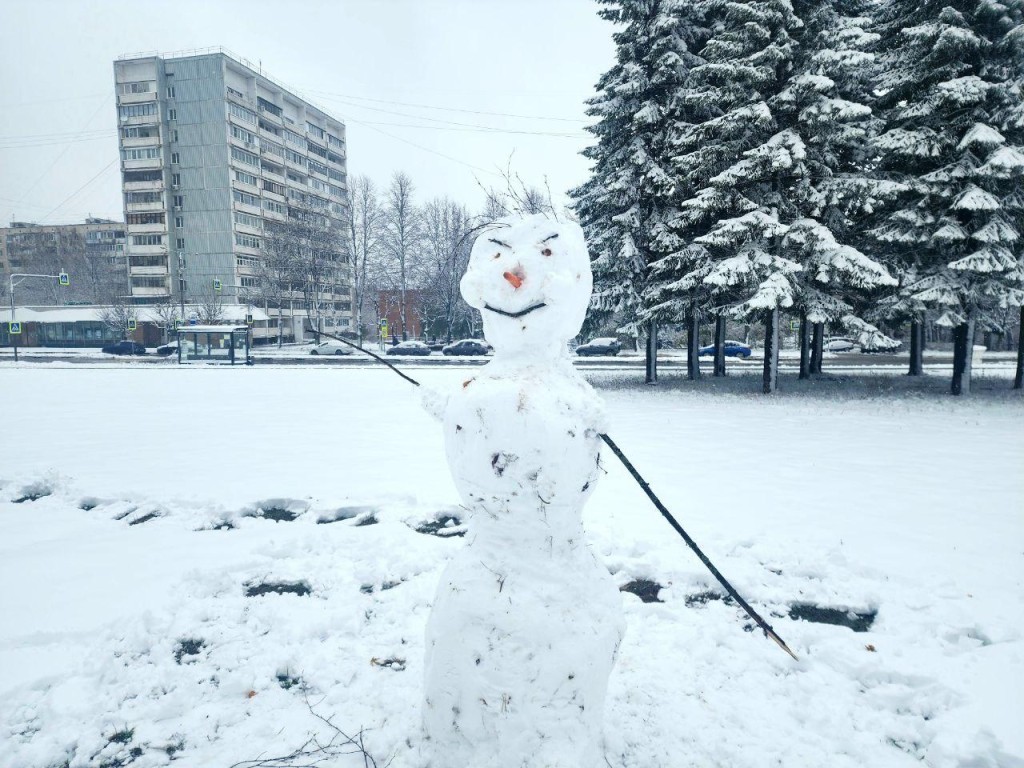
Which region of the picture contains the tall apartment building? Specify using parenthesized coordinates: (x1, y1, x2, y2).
(114, 49, 352, 334)
(1, 218, 126, 304)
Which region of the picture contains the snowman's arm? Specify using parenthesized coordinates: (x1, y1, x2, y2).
(419, 384, 449, 421)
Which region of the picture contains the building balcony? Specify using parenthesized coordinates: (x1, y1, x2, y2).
(129, 265, 169, 277)
(130, 286, 171, 297)
(122, 136, 162, 149)
(127, 222, 167, 234)
(128, 243, 167, 255)
(118, 91, 158, 105)
(126, 200, 165, 213)
(124, 179, 164, 192)
(123, 158, 163, 171)
(121, 114, 161, 127)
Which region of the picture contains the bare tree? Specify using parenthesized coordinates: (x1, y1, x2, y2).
(259, 217, 302, 347)
(290, 205, 347, 338)
(381, 172, 422, 340)
(194, 282, 226, 324)
(346, 175, 384, 344)
(478, 157, 558, 220)
(419, 198, 475, 341)
(149, 297, 181, 344)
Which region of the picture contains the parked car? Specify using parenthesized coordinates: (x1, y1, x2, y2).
(156, 342, 179, 356)
(442, 339, 490, 356)
(310, 340, 353, 356)
(101, 340, 146, 356)
(386, 340, 431, 356)
(859, 333, 902, 353)
(823, 337, 858, 353)
(575, 337, 623, 356)
(698, 340, 752, 358)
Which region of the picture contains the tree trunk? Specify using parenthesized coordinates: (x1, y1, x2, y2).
(810, 322, 823, 375)
(713, 314, 726, 377)
(687, 307, 701, 381)
(645, 319, 658, 385)
(798, 310, 810, 380)
(908, 319, 923, 376)
(763, 307, 780, 394)
(951, 317, 975, 396)
(1014, 307, 1023, 390)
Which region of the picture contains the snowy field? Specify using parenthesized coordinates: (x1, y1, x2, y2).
(1, 364, 1022, 767)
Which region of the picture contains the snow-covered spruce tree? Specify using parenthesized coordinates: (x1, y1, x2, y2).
(574, 0, 709, 384)
(653, 0, 804, 393)
(775, 0, 901, 378)
(871, 0, 1024, 395)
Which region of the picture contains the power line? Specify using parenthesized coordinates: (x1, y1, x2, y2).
(15, 94, 114, 207)
(39, 159, 119, 224)
(307, 89, 587, 124)
(318, 94, 588, 137)
(356, 119, 586, 139)
(346, 117, 500, 177)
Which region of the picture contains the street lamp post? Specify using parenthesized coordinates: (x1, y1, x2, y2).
(8, 271, 69, 363)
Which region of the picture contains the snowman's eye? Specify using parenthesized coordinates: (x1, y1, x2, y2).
(493, 253, 501, 260)
(542, 248, 552, 257)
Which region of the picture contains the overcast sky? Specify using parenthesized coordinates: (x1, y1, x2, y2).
(0, 0, 616, 227)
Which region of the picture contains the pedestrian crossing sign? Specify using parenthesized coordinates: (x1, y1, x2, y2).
(8, 321, 21, 335)
(213, 278, 222, 292)
(58, 272, 70, 286)
(127, 319, 137, 331)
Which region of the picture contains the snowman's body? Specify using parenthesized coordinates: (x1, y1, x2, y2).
(423, 216, 624, 768)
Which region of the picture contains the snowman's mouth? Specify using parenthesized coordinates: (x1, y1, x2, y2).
(483, 302, 547, 319)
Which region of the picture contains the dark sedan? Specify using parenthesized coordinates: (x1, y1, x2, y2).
(442, 339, 490, 356)
(386, 341, 431, 356)
(101, 340, 147, 355)
(576, 337, 623, 356)
(698, 340, 752, 358)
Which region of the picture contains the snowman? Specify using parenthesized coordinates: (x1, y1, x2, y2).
(421, 214, 624, 768)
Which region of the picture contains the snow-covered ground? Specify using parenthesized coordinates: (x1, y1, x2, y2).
(1, 365, 1021, 767)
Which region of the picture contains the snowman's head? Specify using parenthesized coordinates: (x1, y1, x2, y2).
(461, 214, 592, 356)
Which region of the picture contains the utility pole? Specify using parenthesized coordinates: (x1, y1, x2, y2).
(177, 251, 187, 320)
(8, 270, 69, 362)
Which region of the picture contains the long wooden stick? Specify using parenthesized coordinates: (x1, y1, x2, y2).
(308, 328, 798, 660)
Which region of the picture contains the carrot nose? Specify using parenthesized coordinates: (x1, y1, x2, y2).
(503, 270, 523, 289)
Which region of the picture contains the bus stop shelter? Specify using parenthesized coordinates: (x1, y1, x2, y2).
(175, 325, 252, 365)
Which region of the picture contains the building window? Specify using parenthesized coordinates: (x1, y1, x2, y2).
(168, 108, 177, 121)
(240, 276, 259, 288)
(237, 255, 259, 268)
(176, 237, 186, 249)
(235, 170, 258, 186)
(285, 129, 305, 147)
(126, 212, 166, 225)
(329, 184, 345, 198)
(261, 160, 283, 177)
(258, 97, 282, 117)
(307, 141, 327, 158)
(132, 276, 168, 288)
(125, 192, 162, 206)
(129, 253, 166, 268)
(123, 125, 158, 139)
(171, 173, 181, 186)
(233, 189, 260, 207)
(119, 81, 153, 95)
(260, 138, 283, 157)
(286, 149, 305, 166)
(173, 194, 184, 208)
(171, 152, 180, 164)
(118, 103, 158, 120)
(172, 129, 179, 142)
(227, 86, 245, 99)
(122, 147, 162, 161)
(308, 158, 328, 176)
(262, 199, 286, 215)
(167, 86, 176, 98)
(123, 169, 162, 183)
(328, 151, 345, 166)
(263, 180, 285, 196)
(235, 233, 261, 249)
(131, 234, 164, 246)
(229, 102, 257, 124)
(234, 211, 261, 229)
(327, 132, 344, 149)
(231, 124, 257, 145)
(258, 118, 281, 136)
(306, 122, 325, 140)
(175, 216, 184, 228)
(230, 146, 259, 167)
